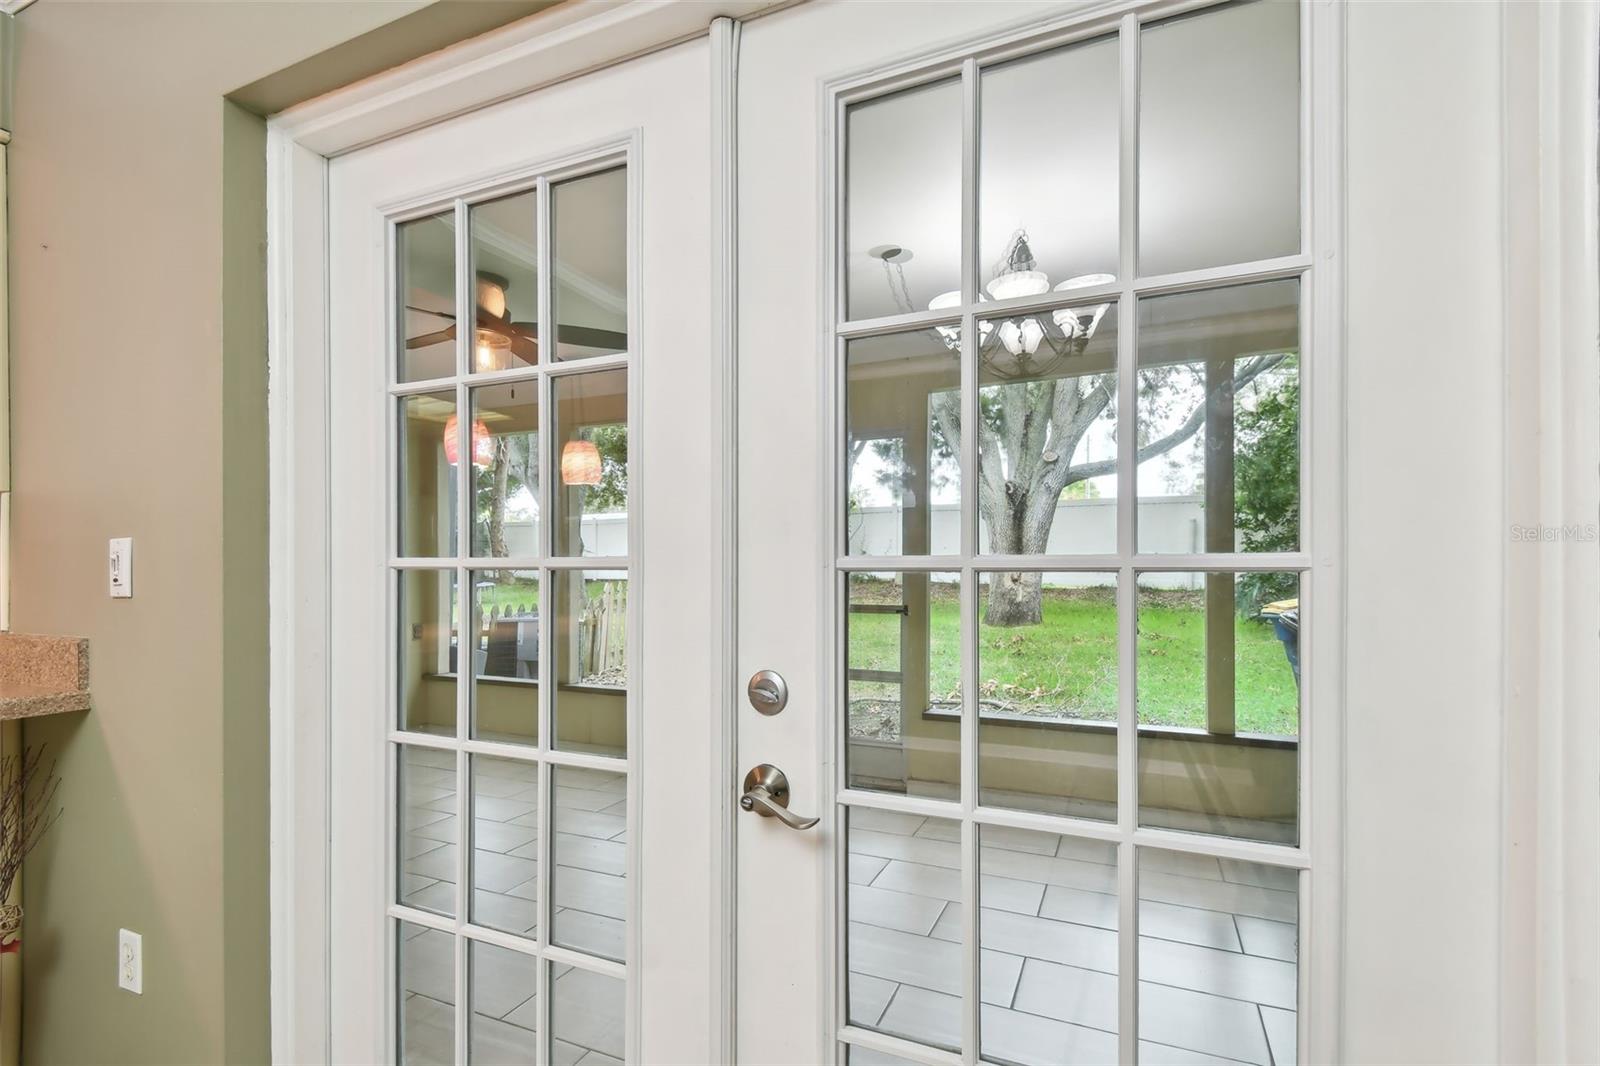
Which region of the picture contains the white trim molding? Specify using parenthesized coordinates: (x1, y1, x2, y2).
(1500, 1, 1600, 1062)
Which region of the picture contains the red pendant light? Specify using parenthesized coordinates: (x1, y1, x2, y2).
(444, 414, 494, 468)
(561, 439, 603, 486)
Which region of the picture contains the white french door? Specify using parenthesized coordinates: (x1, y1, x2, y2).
(734, 2, 1338, 1065)
(325, 36, 722, 1065)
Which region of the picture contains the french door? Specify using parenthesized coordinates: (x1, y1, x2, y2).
(319, 1, 1338, 1063)
(734, 2, 1337, 1065)
(325, 36, 723, 1065)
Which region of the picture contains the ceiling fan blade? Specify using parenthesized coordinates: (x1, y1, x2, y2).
(405, 324, 456, 349)
(405, 305, 457, 320)
(509, 332, 540, 365)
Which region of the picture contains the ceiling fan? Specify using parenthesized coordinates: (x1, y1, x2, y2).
(406, 272, 538, 371)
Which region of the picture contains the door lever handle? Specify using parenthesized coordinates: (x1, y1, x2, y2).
(739, 764, 820, 831)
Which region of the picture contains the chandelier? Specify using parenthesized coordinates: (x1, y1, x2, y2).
(924, 231, 1113, 381)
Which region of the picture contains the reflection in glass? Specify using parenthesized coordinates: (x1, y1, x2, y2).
(553, 570, 628, 758)
(846, 808, 963, 1051)
(469, 189, 540, 373)
(470, 570, 539, 745)
(977, 572, 1117, 820)
(980, 36, 1118, 292)
(1138, 848, 1298, 1063)
(551, 766, 627, 962)
(399, 570, 458, 735)
(846, 329, 960, 558)
(1137, 572, 1301, 844)
(981, 825, 1118, 1064)
(399, 745, 457, 916)
(470, 383, 540, 557)
(550, 963, 625, 1062)
(846, 77, 962, 321)
(977, 303, 1118, 560)
(1135, 280, 1299, 554)
(469, 756, 540, 938)
(399, 923, 455, 1066)
(1140, 0, 1300, 275)
(553, 369, 628, 557)
(399, 391, 459, 558)
(846, 572, 959, 798)
(469, 940, 539, 1064)
(552, 167, 628, 360)
(398, 212, 457, 383)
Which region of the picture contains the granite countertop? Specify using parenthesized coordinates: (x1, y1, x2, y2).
(0, 634, 90, 719)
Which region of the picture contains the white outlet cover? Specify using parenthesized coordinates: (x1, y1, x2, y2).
(118, 928, 142, 994)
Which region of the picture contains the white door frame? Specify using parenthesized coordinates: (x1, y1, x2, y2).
(266, 4, 767, 1061)
(265, 1, 1600, 1063)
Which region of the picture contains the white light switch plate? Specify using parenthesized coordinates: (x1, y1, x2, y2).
(109, 537, 133, 599)
(118, 928, 142, 994)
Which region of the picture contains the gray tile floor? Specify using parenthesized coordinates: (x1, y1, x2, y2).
(399, 745, 627, 1066)
(846, 807, 1298, 1066)
(398, 747, 1296, 1066)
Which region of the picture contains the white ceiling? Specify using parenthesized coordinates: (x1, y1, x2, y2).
(844, 0, 1299, 321)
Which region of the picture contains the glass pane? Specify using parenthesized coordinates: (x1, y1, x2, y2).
(553, 369, 628, 557)
(469, 189, 540, 373)
(399, 745, 458, 916)
(846, 572, 960, 798)
(1135, 280, 1300, 554)
(846, 808, 963, 1051)
(469, 940, 539, 1064)
(979, 36, 1118, 294)
(977, 303, 1118, 556)
(980, 825, 1118, 1065)
(846, 77, 962, 321)
(400, 391, 460, 558)
(399, 922, 454, 1066)
(552, 167, 628, 360)
(470, 570, 539, 745)
(977, 572, 1117, 820)
(550, 963, 624, 1063)
(471, 382, 540, 557)
(399, 570, 458, 736)
(846, 329, 960, 557)
(398, 212, 457, 383)
(552, 570, 628, 758)
(1138, 848, 1298, 1064)
(551, 765, 628, 963)
(469, 756, 541, 938)
(1139, 0, 1300, 275)
(1136, 572, 1301, 844)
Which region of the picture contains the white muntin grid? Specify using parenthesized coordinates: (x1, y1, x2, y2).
(823, 3, 1320, 1064)
(382, 141, 640, 1066)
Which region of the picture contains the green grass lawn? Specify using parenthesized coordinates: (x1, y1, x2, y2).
(848, 579, 1298, 736)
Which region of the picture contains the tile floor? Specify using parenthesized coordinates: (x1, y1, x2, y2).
(400, 745, 627, 1066)
(399, 747, 1296, 1066)
(846, 806, 1297, 1066)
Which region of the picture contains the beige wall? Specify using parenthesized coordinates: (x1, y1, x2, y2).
(8, 5, 431, 1062)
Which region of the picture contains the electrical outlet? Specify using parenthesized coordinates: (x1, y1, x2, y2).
(118, 928, 142, 994)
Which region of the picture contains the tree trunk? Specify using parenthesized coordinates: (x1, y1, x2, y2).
(981, 487, 1045, 626)
(488, 438, 511, 556)
(985, 569, 1044, 626)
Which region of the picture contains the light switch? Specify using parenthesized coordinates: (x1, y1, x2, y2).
(109, 537, 133, 599)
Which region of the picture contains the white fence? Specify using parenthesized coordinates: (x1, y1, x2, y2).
(847, 497, 1206, 589)
(499, 499, 1206, 589)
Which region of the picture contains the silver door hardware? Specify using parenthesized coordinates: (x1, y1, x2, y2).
(739, 764, 819, 830)
(746, 669, 789, 715)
